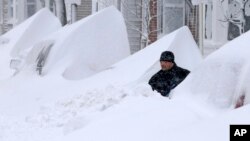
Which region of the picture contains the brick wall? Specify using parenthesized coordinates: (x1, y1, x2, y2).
(190, 6, 199, 44)
(185, 1, 199, 44)
(149, 0, 157, 44)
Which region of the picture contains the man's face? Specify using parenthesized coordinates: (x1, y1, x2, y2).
(160, 61, 174, 71)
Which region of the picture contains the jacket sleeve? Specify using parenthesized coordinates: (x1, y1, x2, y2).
(149, 80, 171, 96)
(148, 71, 171, 97)
(170, 68, 190, 89)
(182, 69, 190, 77)
(148, 72, 160, 91)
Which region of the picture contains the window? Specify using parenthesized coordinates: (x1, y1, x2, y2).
(9, 0, 14, 18)
(49, 0, 56, 14)
(7, 0, 18, 25)
(205, 3, 212, 39)
(163, 0, 185, 34)
(227, 0, 250, 40)
(26, 0, 36, 17)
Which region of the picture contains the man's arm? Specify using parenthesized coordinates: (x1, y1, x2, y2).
(149, 82, 171, 97)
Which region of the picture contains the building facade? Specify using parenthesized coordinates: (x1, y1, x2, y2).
(96, 0, 198, 53)
(95, 0, 144, 53)
(0, 0, 52, 34)
(0, 0, 92, 35)
(65, 0, 92, 23)
(195, 0, 250, 55)
(2, 0, 248, 55)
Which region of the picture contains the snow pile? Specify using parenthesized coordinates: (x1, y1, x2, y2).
(55, 93, 250, 141)
(52, 27, 250, 141)
(174, 30, 250, 109)
(0, 25, 203, 141)
(87, 26, 202, 85)
(56, 96, 208, 141)
(44, 26, 202, 140)
(0, 8, 61, 79)
(23, 6, 130, 80)
(4, 8, 61, 58)
(159, 104, 250, 141)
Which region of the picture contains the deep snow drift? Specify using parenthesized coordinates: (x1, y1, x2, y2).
(174, 29, 250, 109)
(0, 6, 249, 141)
(23, 6, 130, 80)
(63, 26, 202, 88)
(0, 23, 203, 141)
(55, 27, 250, 141)
(0, 8, 61, 79)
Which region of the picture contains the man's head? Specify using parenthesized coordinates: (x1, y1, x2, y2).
(160, 51, 175, 71)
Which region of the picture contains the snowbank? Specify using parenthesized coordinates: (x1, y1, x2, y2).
(0, 8, 61, 79)
(56, 96, 208, 141)
(3, 8, 61, 58)
(1, 22, 249, 141)
(24, 6, 130, 80)
(86, 26, 202, 85)
(166, 104, 250, 141)
(174, 30, 250, 109)
(46, 26, 202, 140)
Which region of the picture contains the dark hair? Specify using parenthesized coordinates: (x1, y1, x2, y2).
(160, 51, 174, 62)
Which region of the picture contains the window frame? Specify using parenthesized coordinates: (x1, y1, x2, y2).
(26, 0, 37, 18)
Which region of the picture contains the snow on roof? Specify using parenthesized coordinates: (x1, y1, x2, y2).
(24, 6, 130, 80)
(174, 29, 250, 109)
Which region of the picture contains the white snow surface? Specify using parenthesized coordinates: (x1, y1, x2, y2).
(174, 30, 250, 109)
(0, 8, 61, 79)
(3, 8, 61, 58)
(0, 6, 250, 141)
(23, 6, 130, 80)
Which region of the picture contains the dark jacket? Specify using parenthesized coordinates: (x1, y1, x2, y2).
(148, 64, 190, 97)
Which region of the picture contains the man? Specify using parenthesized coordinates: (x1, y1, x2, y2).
(148, 51, 190, 97)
